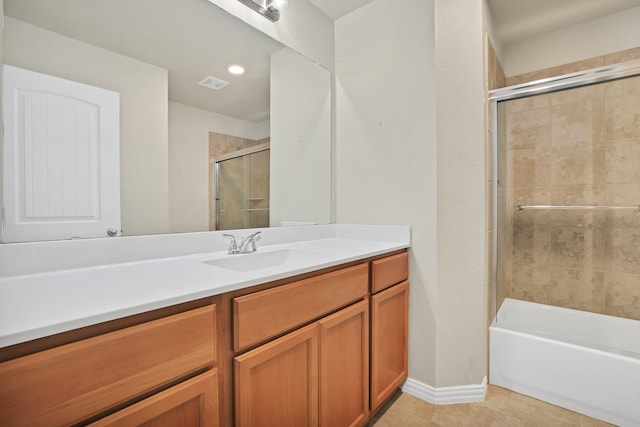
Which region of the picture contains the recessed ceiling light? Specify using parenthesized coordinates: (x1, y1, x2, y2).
(228, 65, 245, 75)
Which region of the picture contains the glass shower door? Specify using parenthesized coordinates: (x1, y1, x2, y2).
(494, 73, 640, 321)
(216, 149, 270, 230)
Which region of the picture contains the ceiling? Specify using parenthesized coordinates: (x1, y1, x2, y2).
(6, 0, 640, 120)
(488, 0, 640, 44)
(3, 0, 284, 122)
(310, 0, 640, 46)
(309, 0, 374, 20)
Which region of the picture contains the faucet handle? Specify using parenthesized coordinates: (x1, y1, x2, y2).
(223, 233, 238, 254)
(250, 233, 261, 251)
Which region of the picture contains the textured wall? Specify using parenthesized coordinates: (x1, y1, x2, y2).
(434, 0, 488, 387)
(336, 0, 489, 389)
(335, 0, 438, 386)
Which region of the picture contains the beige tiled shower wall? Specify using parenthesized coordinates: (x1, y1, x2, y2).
(499, 73, 640, 321)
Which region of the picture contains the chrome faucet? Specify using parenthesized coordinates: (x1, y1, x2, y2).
(223, 231, 262, 254)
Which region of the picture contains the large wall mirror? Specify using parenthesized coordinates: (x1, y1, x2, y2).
(1, 0, 331, 242)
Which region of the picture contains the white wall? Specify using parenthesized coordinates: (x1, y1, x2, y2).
(503, 6, 640, 76)
(168, 101, 269, 233)
(336, 0, 488, 389)
(205, 0, 334, 71)
(483, 0, 503, 61)
(335, 0, 438, 385)
(270, 48, 332, 226)
(434, 0, 487, 387)
(4, 17, 170, 236)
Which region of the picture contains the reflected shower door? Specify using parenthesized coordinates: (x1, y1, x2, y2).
(216, 149, 270, 230)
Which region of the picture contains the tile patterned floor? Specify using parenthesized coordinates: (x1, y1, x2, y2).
(372, 385, 614, 426)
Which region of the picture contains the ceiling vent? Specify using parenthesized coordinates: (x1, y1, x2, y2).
(198, 76, 229, 90)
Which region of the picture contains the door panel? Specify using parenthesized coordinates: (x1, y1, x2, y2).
(2, 65, 120, 242)
(370, 281, 409, 411)
(319, 300, 369, 427)
(234, 324, 318, 427)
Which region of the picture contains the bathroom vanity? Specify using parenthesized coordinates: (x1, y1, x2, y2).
(0, 225, 409, 426)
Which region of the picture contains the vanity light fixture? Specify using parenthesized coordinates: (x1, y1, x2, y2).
(237, 0, 288, 22)
(228, 65, 245, 75)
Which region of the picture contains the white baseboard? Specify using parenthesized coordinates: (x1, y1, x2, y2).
(402, 376, 487, 405)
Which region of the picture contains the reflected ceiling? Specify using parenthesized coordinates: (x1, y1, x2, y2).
(4, 0, 284, 121)
(309, 0, 374, 20)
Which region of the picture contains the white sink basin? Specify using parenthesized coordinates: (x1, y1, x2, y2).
(202, 249, 319, 272)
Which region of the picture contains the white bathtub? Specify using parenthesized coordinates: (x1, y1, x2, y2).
(490, 298, 640, 427)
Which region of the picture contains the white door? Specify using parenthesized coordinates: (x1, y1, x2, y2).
(2, 65, 120, 243)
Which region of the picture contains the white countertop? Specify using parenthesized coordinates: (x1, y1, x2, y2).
(0, 225, 410, 348)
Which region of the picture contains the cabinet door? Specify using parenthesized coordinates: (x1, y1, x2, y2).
(234, 324, 318, 427)
(370, 281, 409, 411)
(88, 370, 218, 427)
(319, 300, 369, 427)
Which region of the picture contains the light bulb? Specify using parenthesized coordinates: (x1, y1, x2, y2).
(271, 0, 288, 9)
(228, 65, 245, 75)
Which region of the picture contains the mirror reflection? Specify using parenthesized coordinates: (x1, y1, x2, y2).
(1, 0, 331, 242)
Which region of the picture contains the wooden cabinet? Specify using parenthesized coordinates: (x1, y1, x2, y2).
(234, 300, 370, 427)
(88, 370, 219, 427)
(231, 262, 370, 427)
(0, 304, 218, 427)
(0, 249, 408, 427)
(233, 251, 408, 426)
(233, 263, 368, 351)
(234, 323, 319, 427)
(370, 280, 409, 412)
(319, 299, 369, 427)
(371, 251, 408, 293)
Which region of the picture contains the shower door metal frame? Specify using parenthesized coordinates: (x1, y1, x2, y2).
(487, 58, 640, 319)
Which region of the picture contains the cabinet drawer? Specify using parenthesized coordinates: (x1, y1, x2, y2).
(234, 263, 368, 351)
(88, 370, 219, 427)
(371, 252, 408, 293)
(0, 305, 216, 427)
